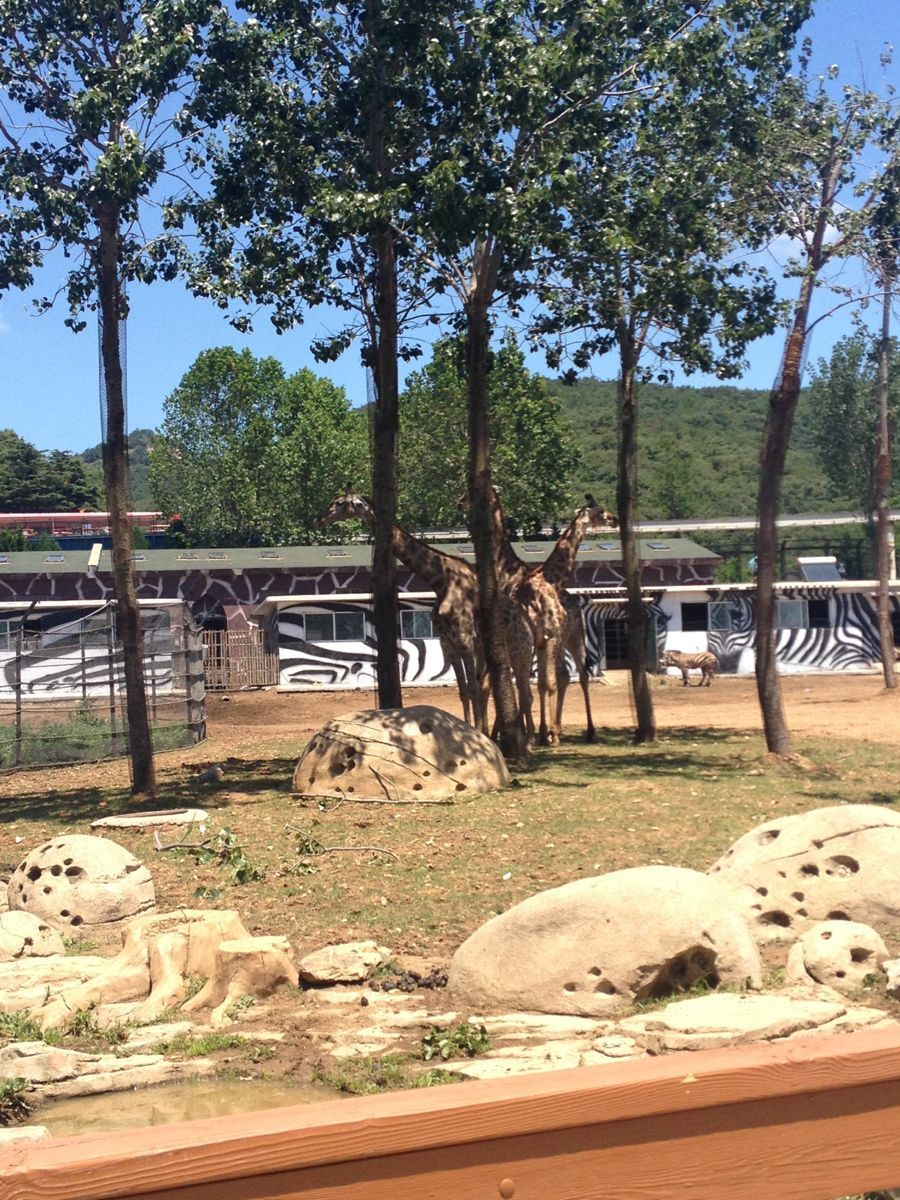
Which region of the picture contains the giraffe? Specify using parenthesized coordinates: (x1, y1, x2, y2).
(316, 490, 489, 732)
(538, 496, 619, 743)
(463, 487, 570, 746)
(463, 488, 617, 744)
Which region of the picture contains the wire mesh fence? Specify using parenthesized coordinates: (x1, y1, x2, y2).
(0, 603, 206, 771)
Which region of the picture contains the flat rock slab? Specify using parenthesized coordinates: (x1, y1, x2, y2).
(0, 1040, 218, 1103)
(619, 993, 855, 1052)
(91, 809, 207, 830)
(0, 955, 108, 1013)
(0, 1126, 50, 1145)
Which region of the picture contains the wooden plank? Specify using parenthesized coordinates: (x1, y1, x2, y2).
(4, 1028, 900, 1200)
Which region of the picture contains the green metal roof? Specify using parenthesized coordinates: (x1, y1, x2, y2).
(0, 536, 720, 575)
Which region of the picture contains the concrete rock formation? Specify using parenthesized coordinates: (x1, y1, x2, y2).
(448, 866, 762, 1017)
(182, 935, 298, 1028)
(709, 804, 900, 942)
(292, 705, 509, 803)
(785, 920, 888, 994)
(0, 911, 65, 962)
(8, 835, 155, 930)
(31, 909, 286, 1029)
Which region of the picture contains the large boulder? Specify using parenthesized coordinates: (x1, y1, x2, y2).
(448, 866, 761, 1018)
(709, 804, 900, 942)
(292, 705, 509, 803)
(8, 835, 155, 930)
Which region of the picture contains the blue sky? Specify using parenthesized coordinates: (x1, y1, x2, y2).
(1, 0, 897, 455)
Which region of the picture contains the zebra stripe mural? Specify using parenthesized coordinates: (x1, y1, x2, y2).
(267, 584, 898, 690)
(0, 606, 176, 700)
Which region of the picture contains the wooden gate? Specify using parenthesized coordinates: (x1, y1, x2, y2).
(201, 629, 279, 691)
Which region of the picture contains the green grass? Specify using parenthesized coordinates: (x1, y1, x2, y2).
(313, 1054, 458, 1096)
(0, 706, 190, 769)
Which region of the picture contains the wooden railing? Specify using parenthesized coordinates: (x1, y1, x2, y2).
(3, 1026, 900, 1200)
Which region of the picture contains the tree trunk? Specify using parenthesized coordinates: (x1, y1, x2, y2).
(97, 208, 156, 797)
(755, 282, 813, 756)
(875, 273, 896, 688)
(365, 0, 403, 710)
(616, 359, 655, 743)
(466, 297, 527, 765)
(370, 220, 403, 709)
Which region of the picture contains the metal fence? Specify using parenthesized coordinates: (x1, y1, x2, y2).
(202, 628, 279, 691)
(0, 602, 206, 770)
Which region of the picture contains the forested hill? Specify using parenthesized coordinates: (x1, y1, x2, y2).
(78, 428, 156, 508)
(546, 378, 844, 521)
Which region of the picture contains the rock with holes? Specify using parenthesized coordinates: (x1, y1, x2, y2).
(709, 804, 900, 943)
(7, 835, 155, 931)
(291, 705, 509, 803)
(0, 911, 65, 962)
(785, 920, 888, 994)
(447, 866, 761, 1018)
(883, 959, 900, 999)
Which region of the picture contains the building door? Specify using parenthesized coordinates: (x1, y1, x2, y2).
(602, 613, 659, 671)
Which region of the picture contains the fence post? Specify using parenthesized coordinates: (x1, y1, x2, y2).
(186, 621, 207, 745)
(14, 620, 23, 767)
(106, 607, 119, 757)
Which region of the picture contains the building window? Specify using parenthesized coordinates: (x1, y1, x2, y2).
(807, 598, 830, 629)
(681, 602, 708, 632)
(302, 611, 367, 642)
(891, 608, 900, 642)
(776, 598, 807, 630)
(334, 611, 365, 641)
(304, 613, 336, 642)
(0, 619, 12, 651)
(708, 601, 733, 632)
(401, 609, 434, 640)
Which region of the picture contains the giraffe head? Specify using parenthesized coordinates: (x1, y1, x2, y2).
(316, 488, 375, 529)
(583, 494, 618, 529)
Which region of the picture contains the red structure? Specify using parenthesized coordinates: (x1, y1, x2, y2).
(0, 511, 165, 536)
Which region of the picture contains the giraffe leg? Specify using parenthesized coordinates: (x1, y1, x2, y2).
(510, 642, 535, 743)
(564, 619, 595, 743)
(537, 639, 560, 746)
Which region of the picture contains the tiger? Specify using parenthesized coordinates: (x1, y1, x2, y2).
(660, 649, 719, 687)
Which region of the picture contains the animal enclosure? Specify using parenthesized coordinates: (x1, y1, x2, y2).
(0, 601, 206, 769)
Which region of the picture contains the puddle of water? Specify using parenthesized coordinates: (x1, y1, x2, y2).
(37, 1078, 339, 1138)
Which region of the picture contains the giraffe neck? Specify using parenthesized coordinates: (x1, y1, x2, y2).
(541, 510, 590, 590)
(354, 505, 458, 589)
(486, 490, 525, 583)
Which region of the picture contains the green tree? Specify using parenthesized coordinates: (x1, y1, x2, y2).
(184, 0, 462, 709)
(808, 334, 900, 516)
(0, 431, 101, 511)
(150, 348, 368, 545)
(399, 337, 580, 535)
(751, 80, 886, 755)
(533, 4, 808, 743)
(0, 0, 217, 797)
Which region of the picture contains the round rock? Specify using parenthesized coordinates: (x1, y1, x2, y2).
(292, 705, 509, 802)
(0, 911, 65, 961)
(8, 835, 155, 931)
(785, 920, 888, 994)
(709, 804, 900, 942)
(448, 866, 761, 1017)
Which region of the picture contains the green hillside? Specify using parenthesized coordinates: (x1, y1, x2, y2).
(79, 428, 156, 509)
(547, 378, 848, 522)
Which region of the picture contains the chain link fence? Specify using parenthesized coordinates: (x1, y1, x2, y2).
(0, 602, 206, 770)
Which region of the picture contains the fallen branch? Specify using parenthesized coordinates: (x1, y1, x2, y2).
(285, 825, 398, 861)
(153, 831, 215, 853)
